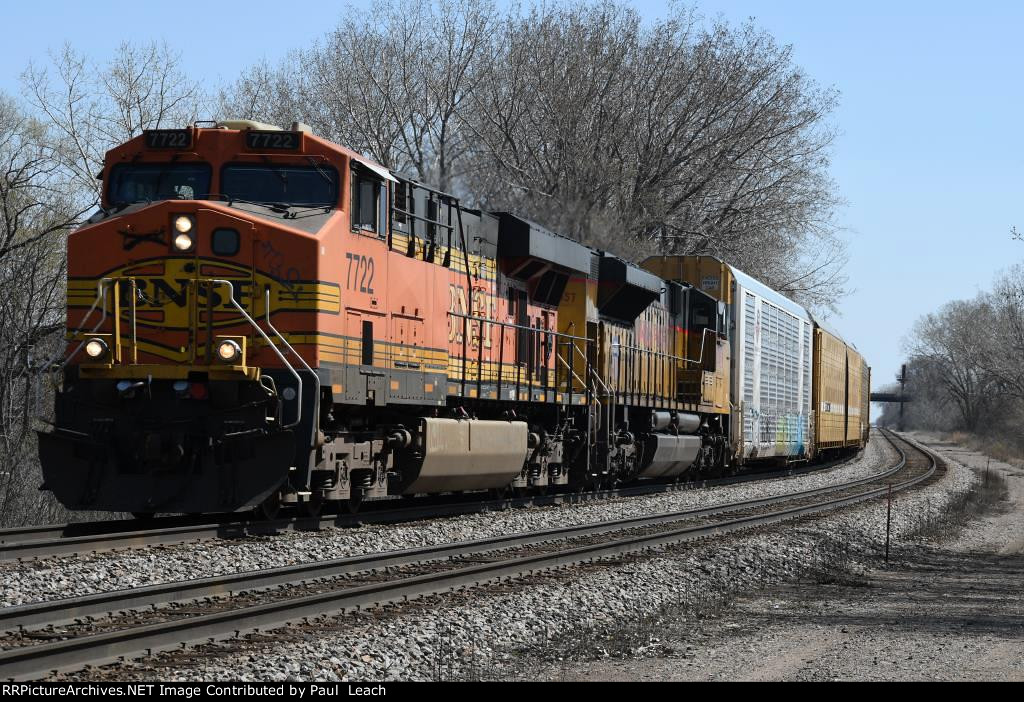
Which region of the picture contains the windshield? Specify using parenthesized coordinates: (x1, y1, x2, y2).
(108, 163, 212, 205)
(221, 164, 338, 207)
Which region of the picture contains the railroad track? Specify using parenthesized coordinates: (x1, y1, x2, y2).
(0, 453, 859, 562)
(0, 430, 938, 681)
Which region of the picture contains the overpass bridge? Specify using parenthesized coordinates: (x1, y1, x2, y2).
(870, 363, 912, 430)
(870, 392, 912, 403)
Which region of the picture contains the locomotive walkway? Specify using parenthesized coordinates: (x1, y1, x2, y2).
(0, 430, 939, 680)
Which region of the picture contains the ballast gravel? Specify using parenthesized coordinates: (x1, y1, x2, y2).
(540, 432, 1024, 682)
(47, 433, 977, 682)
(0, 437, 898, 607)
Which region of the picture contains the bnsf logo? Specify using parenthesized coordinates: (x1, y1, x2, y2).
(95, 258, 278, 331)
(120, 277, 253, 309)
(448, 284, 495, 347)
(110, 276, 262, 331)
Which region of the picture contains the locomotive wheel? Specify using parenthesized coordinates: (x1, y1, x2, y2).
(488, 486, 511, 501)
(703, 461, 726, 479)
(346, 490, 365, 514)
(255, 492, 282, 521)
(299, 493, 324, 519)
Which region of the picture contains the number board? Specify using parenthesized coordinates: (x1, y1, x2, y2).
(144, 129, 192, 149)
(245, 130, 302, 151)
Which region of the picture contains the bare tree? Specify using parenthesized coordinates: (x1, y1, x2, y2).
(0, 94, 85, 526)
(974, 265, 1024, 399)
(460, 2, 845, 308)
(1, 39, 197, 525)
(875, 362, 958, 431)
(904, 298, 996, 431)
(218, 56, 308, 135)
(21, 41, 205, 207)
(305, 1, 431, 174)
(221, 0, 492, 191)
(895, 258, 1024, 458)
(460, 1, 641, 234)
(220, 2, 846, 307)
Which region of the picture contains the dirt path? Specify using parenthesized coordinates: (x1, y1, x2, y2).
(545, 435, 1024, 681)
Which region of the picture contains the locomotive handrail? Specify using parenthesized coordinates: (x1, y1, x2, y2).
(34, 278, 115, 426)
(50, 277, 115, 372)
(588, 363, 611, 394)
(610, 326, 717, 405)
(565, 338, 598, 377)
(51, 276, 150, 371)
(562, 337, 608, 400)
(445, 311, 590, 341)
(610, 326, 717, 367)
(208, 279, 303, 430)
(607, 331, 712, 412)
(446, 311, 592, 400)
(263, 287, 320, 431)
(390, 205, 455, 232)
(610, 333, 708, 409)
(555, 346, 588, 389)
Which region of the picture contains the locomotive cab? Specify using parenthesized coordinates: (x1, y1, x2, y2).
(40, 122, 342, 515)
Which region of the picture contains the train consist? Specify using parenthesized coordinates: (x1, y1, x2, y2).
(39, 121, 870, 517)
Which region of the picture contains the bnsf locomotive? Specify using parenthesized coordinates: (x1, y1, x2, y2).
(39, 121, 870, 517)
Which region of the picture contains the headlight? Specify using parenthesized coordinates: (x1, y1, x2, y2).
(216, 339, 242, 363)
(173, 215, 194, 233)
(173, 232, 194, 252)
(84, 338, 109, 360)
(172, 215, 196, 252)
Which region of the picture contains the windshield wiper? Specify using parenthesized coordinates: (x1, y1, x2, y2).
(224, 197, 291, 214)
(259, 156, 290, 187)
(306, 156, 336, 189)
(224, 196, 329, 213)
(273, 203, 334, 219)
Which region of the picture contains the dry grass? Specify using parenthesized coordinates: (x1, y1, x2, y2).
(944, 431, 1024, 470)
(903, 468, 1010, 543)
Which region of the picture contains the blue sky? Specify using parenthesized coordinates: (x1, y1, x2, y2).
(2, 1, 1021, 396)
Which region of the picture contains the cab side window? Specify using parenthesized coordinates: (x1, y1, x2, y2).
(688, 293, 718, 371)
(393, 181, 408, 226)
(351, 169, 385, 235)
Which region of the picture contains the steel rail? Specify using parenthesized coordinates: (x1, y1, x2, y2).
(0, 452, 862, 561)
(0, 437, 904, 634)
(0, 431, 934, 680)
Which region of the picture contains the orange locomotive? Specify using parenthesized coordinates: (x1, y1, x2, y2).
(40, 120, 856, 517)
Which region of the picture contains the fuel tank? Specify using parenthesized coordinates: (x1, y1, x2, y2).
(400, 418, 530, 494)
(637, 433, 702, 478)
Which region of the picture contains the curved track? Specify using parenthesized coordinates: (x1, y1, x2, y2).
(0, 453, 861, 562)
(0, 430, 939, 680)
